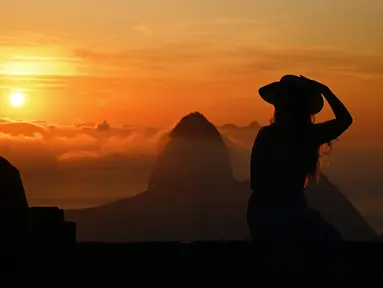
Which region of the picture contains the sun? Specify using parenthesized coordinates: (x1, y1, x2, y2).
(9, 92, 25, 107)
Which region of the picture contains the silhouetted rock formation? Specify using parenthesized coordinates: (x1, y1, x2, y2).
(374, 234, 383, 242)
(96, 120, 111, 131)
(305, 176, 377, 241)
(0, 156, 30, 272)
(66, 112, 376, 242)
(67, 112, 250, 242)
(218, 120, 260, 147)
(148, 112, 234, 193)
(219, 121, 260, 131)
(0, 157, 30, 220)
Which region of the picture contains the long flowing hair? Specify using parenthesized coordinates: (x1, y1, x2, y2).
(270, 109, 332, 187)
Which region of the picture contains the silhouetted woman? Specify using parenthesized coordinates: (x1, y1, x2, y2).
(248, 75, 352, 284)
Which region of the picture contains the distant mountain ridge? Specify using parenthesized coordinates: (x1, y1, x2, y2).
(66, 112, 377, 242)
(219, 121, 260, 130)
(218, 120, 261, 148)
(305, 176, 376, 240)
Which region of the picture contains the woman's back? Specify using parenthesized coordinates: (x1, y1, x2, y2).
(251, 124, 317, 203)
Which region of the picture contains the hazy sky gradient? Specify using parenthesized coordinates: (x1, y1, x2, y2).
(0, 1, 382, 230)
(1, 1, 382, 130)
(3, 1, 382, 51)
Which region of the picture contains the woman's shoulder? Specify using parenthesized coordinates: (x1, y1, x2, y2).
(257, 124, 276, 137)
(254, 124, 276, 145)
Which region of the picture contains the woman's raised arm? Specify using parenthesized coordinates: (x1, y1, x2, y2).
(301, 76, 353, 145)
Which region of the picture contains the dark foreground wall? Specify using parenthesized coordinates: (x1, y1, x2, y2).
(30, 241, 383, 286)
(26, 207, 382, 286)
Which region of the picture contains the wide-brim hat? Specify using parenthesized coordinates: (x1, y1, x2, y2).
(258, 75, 324, 114)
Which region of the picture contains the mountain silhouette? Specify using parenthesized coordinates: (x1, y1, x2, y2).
(305, 176, 377, 241)
(374, 234, 383, 242)
(66, 112, 376, 242)
(148, 112, 234, 193)
(218, 121, 260, 148)
(219, 121, 260, 131)
(66, 112, 250, 242)
(0, 156, 30, 272)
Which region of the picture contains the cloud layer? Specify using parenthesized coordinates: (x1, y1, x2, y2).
(0, 116, 257, 203)
(0, 118, 172, 200)
(0, 115, 382, 232)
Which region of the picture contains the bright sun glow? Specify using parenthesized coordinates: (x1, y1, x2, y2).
(9, 93, 25, 107)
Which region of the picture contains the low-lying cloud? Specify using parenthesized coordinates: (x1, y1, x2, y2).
(0, 117, 260, 164)
(0, 118, 174, 201)
(1, 116, 382, 227)
(0, 118, 169, 161)
(0, 117, 258, 201)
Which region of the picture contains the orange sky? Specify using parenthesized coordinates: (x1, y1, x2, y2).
(0, 0, 383, 141)
(0, 1, 382, 224)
